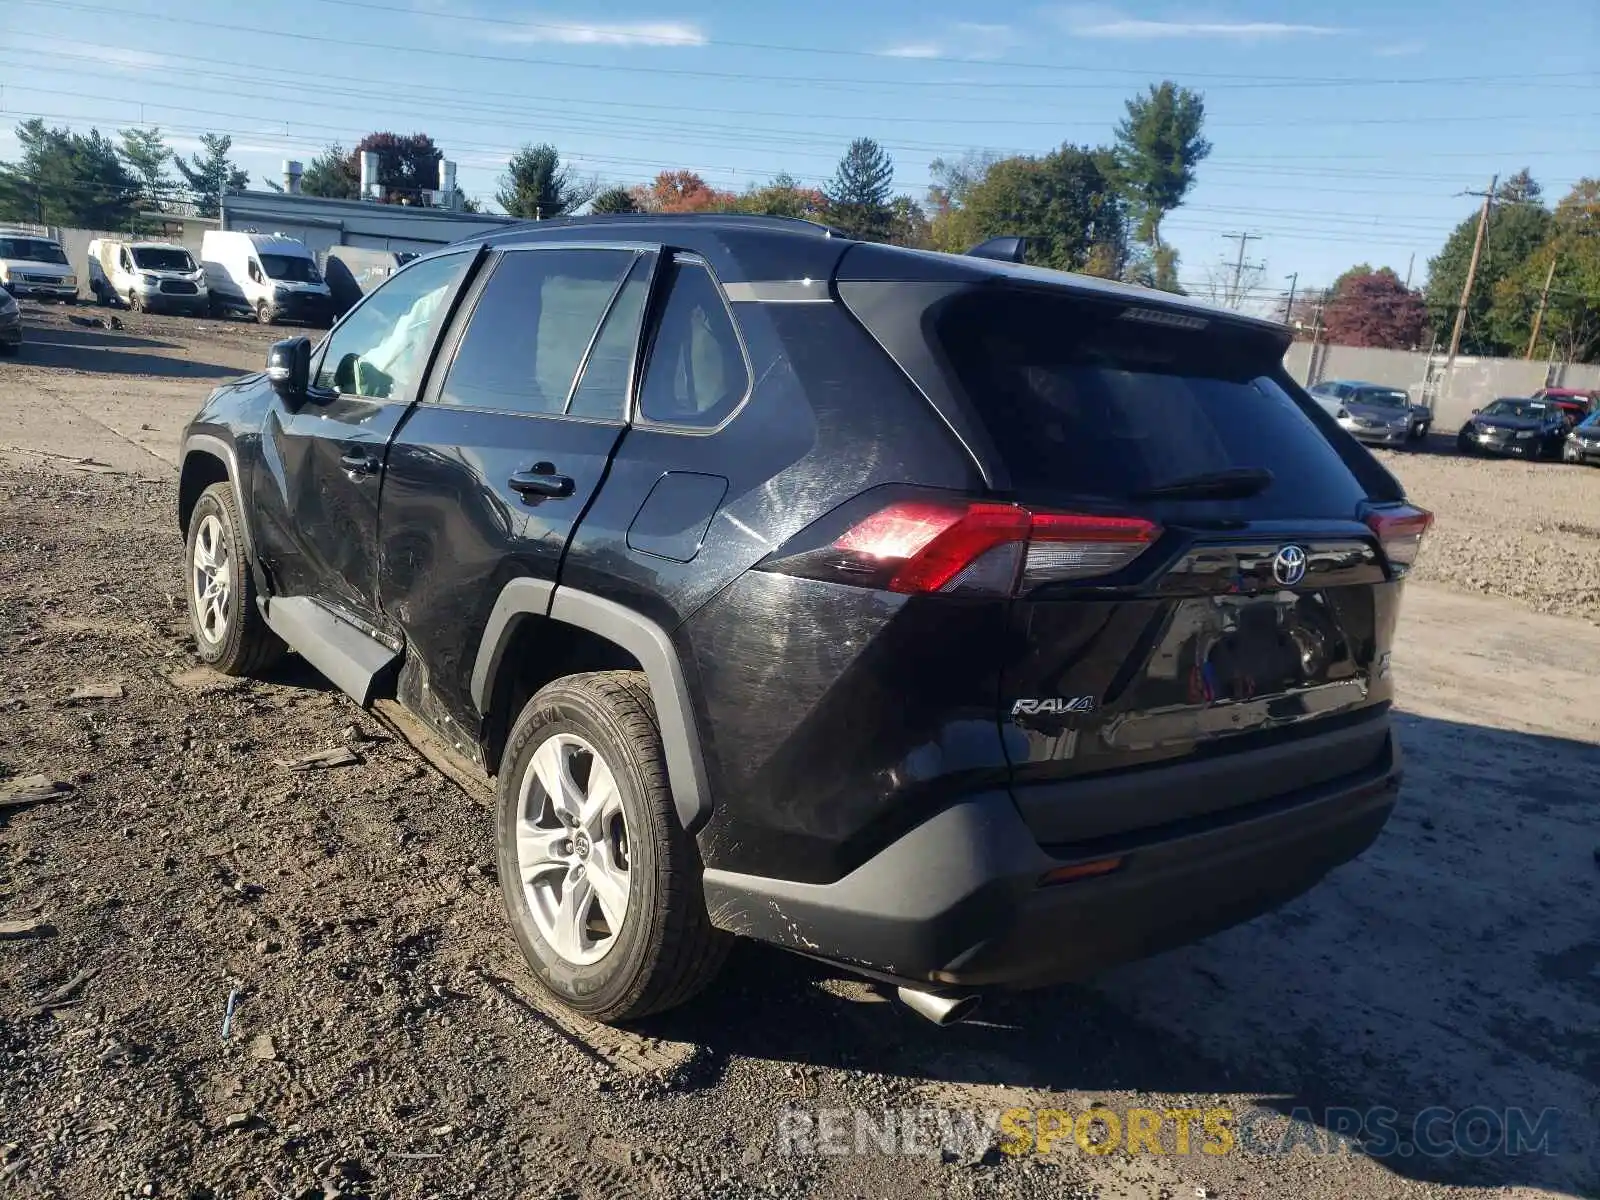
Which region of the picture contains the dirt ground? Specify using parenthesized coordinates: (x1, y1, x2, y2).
(1, 301, 1597, 1200)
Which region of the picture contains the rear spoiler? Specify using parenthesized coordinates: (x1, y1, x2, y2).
(966, 236, 1028, 264)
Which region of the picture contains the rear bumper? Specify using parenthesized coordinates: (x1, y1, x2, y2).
(703, 733, 1401, 989)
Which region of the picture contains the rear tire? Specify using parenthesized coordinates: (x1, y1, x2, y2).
(184, 482, 285, 676)
(495, 671, 729, 1023)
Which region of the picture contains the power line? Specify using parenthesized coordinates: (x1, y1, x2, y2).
(11, 0, 1597, 94)
(291, 0, 1597, 88)
(3, 47, 1585, 135)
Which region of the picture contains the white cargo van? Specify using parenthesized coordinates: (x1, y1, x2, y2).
(87, 239, 208, 315)
(0, 228, 78, 302)
(201, 231, 333, 326)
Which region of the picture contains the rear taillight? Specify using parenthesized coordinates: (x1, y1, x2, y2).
(1365, 503, 1433, 573)
(826, 500, 1161, 595)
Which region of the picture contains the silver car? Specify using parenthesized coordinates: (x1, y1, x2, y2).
(1308, 381, 1417, 448)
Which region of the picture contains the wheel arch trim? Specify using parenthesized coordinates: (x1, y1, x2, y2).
(180, 434, 255, 563)
(472, 581, 713, 834)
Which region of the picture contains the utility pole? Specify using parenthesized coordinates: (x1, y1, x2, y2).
(1222, 231, 1263, 310)
(1284, 272, 1298, 326)
(1403, 253, 1414, 290)
(1307, 288, 1331, 385)
(1525, 256, 1557, 361)
(1446, 174, 1497, 365)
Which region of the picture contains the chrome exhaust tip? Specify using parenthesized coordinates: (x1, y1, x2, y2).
(896, 986, 981, 1026)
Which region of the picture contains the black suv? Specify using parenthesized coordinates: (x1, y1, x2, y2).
(178, 216, 1428, 1025)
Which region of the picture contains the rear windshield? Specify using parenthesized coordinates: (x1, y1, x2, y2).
(0, 237, 68, 264)
(261, 254, 320, 283)
(934, 287, 1369, 517)
(132, 247, 194, 272)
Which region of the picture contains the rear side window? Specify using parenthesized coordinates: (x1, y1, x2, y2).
(637, 259, 749, 429)
(933, 288, 1369, 517)
(438, 248, 635, 417)
(569, 257, 651, 420)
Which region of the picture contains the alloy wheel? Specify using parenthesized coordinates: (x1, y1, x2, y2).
(514, 733, 632, 966)
(191, 514, 232, 645)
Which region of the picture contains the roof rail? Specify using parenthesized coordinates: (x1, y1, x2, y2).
(496, 212, 847, 239)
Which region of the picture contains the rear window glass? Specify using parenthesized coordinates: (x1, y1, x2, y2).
(934, 288, 1368, 518)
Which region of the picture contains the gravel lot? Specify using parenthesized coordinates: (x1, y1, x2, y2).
(1, 302, 1597, 1200)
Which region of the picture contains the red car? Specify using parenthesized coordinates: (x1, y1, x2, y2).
(1532, 388, 1597, 428)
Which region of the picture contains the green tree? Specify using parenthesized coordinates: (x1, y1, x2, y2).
(118, 127, 175, 212)
(927, 151, 1001, 219)
(931, 145, 1128, 273)
(1425, 180, 1553, 355)
(1490, 179, 1600, 362)
(1122, 242, 1183, 292)
(590, 186, 640, 215)
(887, 195, 932, 248)
(302, 143, 360, 199)
(173, 133, 249, 217)
(826, 138, 894, 241)
(1112, 81, 1211, 250)
(735, 173, 828, 220)
(497, 144, 593, 219)
(0, 120, 141, 227)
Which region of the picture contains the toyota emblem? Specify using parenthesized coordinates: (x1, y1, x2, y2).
(1272, 545, 1308, 587)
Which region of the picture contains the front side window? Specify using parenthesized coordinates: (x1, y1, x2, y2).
(637, 259, 749, 428)
(437, 248, 636, 417)
(1356, 388, 1410, 409)
(315, 252, 469, 400)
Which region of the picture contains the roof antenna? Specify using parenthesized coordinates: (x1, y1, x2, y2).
(966, 236, 1028, 264)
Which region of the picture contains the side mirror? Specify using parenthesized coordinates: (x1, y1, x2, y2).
(1470, 407, 1479, 414)
(266, 336, 311, 402)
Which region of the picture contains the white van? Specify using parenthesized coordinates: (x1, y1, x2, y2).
(201, 231, 333, 326)
(0, 228, 77, 302)
(87, 239, 208, 315)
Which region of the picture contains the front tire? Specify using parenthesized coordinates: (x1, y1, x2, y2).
(255, 300, 274, 325)
(496, 671, 729, 1023)
(184, 482, 285, 676)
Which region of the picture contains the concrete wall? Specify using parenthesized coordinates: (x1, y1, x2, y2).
(1284, 342, 1600, 432)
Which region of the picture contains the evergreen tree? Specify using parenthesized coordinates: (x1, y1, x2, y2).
(118, 127, 175, 211)
(173, 133, 249, 217)
(825, 138, 894, 241)
(497, 144, 593, 219)
(1113, 82, 1211, 249)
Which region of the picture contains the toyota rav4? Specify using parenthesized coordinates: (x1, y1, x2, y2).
(177, 216, 1428, 1025)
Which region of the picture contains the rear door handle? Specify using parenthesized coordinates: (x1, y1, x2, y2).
(508, 468, 575, 500)
(340, 451, 380, 476)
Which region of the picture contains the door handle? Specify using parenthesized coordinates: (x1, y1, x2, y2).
(340, 451, 380, 476)
(508, 468, 575, 500)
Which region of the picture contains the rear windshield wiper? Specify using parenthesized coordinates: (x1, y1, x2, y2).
(1132, 467, 1274, 501)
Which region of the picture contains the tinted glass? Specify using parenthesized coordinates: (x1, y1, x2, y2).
(569, 257, 650, 420)
(315, 252, 468, 399)
(438, 249, 634, 417)
(0, 238, 68, 264)
(1482, 399, 1550, 420)
(638, 260, 749, 428)
(934, 288, 1368, 517)
(132, 247, 195, 272)
(261, 254, 320, 283)
(1355, 388, 1409, 408)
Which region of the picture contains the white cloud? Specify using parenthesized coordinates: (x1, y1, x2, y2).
(1373, 38, 1426, 57)
(1056, 7, 1344, 39)
(876, 22, 1017, 60)
(44, 40, 171, 73)
(486, 16, 705, 47)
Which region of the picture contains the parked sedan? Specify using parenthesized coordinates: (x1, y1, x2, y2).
(1308, 380, 1414, 447)
(1563, 410, 1600, 466)
(1456, 398, 1569, 460)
